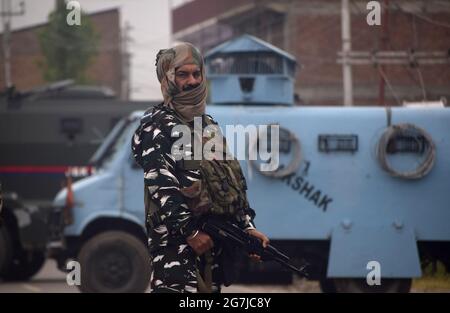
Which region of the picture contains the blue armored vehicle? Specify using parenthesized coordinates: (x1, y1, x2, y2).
(49, 35, 450, 293)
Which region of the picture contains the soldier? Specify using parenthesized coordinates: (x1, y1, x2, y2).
(131, 42, 269, 293)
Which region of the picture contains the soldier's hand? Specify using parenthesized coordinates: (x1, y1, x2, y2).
(186, 230, 214, 255)
(246, 229, 270, 262)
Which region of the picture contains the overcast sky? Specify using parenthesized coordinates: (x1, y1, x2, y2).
(1, 0, 190, 100)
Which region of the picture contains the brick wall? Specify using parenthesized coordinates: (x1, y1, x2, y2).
(289, 2, 450, 105)
(0, 8, 122, 97)
(173, 0, 450, 106)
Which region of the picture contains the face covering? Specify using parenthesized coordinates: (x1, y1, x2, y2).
(155, 42, 207, 123)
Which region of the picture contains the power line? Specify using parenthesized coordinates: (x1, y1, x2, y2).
(410, 14, 427, 100)
(377, 66, 402, 106)
(393, 2, 450, 29)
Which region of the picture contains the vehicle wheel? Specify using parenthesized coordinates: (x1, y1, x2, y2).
(319, 278, 337, 293)
(1, 249, 46, 281)
(333, 278, 412, 293)
(78, 231, 151, 293)
(0, 226, 13, 277)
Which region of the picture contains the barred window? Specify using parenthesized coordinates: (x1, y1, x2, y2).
(208, 53, 284, 75)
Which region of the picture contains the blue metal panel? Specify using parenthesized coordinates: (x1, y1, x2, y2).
(328, 224, 421, 278)
(205, 34, 296, 62)
(206, 106, 450, 246)
(58, 173, 121, 236)
(122, 120, 146, 226)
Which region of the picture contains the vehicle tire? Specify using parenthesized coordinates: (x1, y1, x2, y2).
(319, 278, 337, 293)
(0, 226, 13, 277)
(1, 249, 46, 281)
(78, 231, 151, 293)
(333, 278, 412, 293)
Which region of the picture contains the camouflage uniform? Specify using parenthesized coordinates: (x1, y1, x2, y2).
(132, 103, 256, 293)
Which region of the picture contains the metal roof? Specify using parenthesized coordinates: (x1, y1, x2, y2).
(205, 34, 297, 63)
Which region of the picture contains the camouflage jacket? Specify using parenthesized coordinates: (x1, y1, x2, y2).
(131, 103, 255, 253)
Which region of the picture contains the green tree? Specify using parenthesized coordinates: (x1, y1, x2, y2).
(38, 0, 99, 83)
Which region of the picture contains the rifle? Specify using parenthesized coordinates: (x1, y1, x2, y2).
(198, 216, 309, 277)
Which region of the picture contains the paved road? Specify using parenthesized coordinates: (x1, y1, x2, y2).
(4, 260, 447, 293)
(0, 260, 78, 293)
(0, 260, 320, 293)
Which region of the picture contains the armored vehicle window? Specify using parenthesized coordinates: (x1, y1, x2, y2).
(89, 118, 137, 169)
(60, 117, 83, 140)
(208, 53, 283, 75)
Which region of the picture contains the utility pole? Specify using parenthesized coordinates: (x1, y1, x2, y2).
(0, 0, 25, 89)
(168, 0, 173, 47)
(378, 0, 389, 106)
(341, 0, 353, 106)
(121, 22, 132, 100)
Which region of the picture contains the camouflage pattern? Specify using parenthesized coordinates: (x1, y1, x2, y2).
(197, 157, 251, 216)
(179, 122, 252, 216)
(149, 242, 222, 293)
(131, 103, 256, 293)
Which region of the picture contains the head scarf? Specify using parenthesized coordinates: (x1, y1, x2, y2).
(155, 42, 207, 123)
